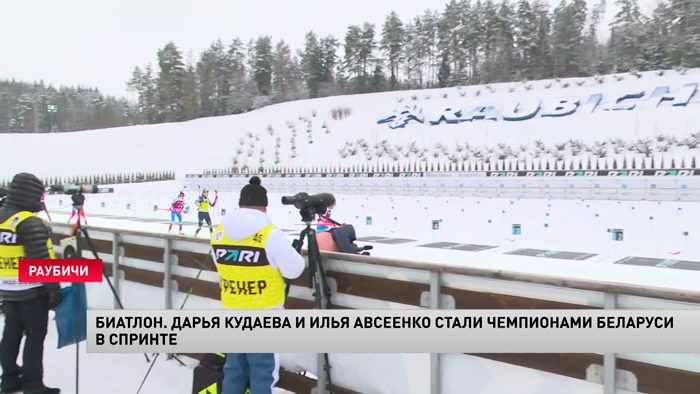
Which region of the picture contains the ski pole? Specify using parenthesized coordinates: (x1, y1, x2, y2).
(134, 253, 212, 394)
(179, 254, 210, 309)
(134, 357, 158, 394)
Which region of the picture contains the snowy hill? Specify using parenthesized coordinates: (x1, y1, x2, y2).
(2, 69, 700, 179)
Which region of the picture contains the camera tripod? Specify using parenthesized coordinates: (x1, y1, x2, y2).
(292, 207, 335, 394)
(68, 203, 157, 394)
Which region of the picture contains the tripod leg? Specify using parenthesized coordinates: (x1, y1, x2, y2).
(76, 284, 80, 394)
(305, 227, 335, 394)
(79, 228, 151, 363)
(135, 353, 160, 394)
(171, 355, 186, 367)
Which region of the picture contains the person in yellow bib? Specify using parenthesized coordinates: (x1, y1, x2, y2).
(210, 176, 305, 394)
(0, 173, 63, 394)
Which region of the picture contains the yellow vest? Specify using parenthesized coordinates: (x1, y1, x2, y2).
(0, 211, 55, 291)
(211, 224, 286, 309)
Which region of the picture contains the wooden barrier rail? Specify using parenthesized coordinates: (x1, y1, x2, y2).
(47, 222, 700, 394)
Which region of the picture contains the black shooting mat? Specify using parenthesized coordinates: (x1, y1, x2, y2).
(418, 242, 497, 252)
(355, 236, 417, 244)
(614, 256, 700, 271)
(504, 248, 597, 261)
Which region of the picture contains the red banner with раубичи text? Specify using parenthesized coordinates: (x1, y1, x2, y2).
(18, 259, 103, 283)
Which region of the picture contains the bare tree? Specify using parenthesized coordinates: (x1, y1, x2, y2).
(531, 140, 547, 158)
(552, 149, 565, 162)
(656, 141, 671, 153)
(568, 139, 585, 156)
(592, 141, 608, 158)
(682, 132, 700, 149)
(633, 139, 654, 157)
(497, 145, 513, 160)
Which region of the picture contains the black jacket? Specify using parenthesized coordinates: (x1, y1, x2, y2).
(71, 193, 85, 206)
(330, 225, 361, 254)
(0, 174, 61, 302)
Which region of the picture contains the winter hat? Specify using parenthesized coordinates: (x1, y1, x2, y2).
(239, 176, 268, 207)
(5, 172, 45, 212)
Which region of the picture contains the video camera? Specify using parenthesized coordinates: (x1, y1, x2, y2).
(48, 184, 114, 195)
(281, 192, 335, 223)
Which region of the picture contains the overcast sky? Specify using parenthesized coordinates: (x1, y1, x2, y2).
(0, 0, 660, 98)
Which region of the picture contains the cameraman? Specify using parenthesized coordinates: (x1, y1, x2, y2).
(210, 176, 304, 394)
(0, 173, 62, 394)
(318, 224, 373, 256)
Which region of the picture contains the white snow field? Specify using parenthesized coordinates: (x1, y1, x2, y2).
(40, 181, 700, 294)
(41, 180, 700, 261)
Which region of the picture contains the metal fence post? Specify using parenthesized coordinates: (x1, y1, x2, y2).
(430, 272, 441, 394)
(163, 238, 176, 362)
(163, 239, 173, 310)
(111, 233, 121, 310)
(603, 292, 617, 394)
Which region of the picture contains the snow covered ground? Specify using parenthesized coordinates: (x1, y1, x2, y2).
(0, 314, 190, 394)
(0, 312, 296, 394)
(40, 180, 700, 261)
